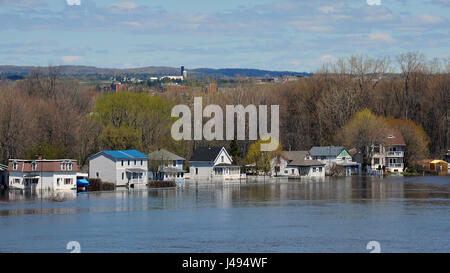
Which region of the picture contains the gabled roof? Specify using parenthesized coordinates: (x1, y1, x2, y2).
(309, 146, 346, 157)
(0, 163, 8, 171)
(90, 150, 148, 160)
(282, 151, 325, 167)
(189, 147, 225, 162)
(383, 128, 406, 146)
(149, 149, 185, 161)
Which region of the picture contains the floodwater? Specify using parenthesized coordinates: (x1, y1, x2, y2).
(0, 176, 448, 253)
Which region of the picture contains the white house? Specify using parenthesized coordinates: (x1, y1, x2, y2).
(148, 149, 185, 184)
(271, 151, 326, 177)
(89, 150, 148, 187)
(368, 128, 406, 173)
(309, 146, 360, 176)
(188, 147, 243, 181)
(7, 159, 83, 191)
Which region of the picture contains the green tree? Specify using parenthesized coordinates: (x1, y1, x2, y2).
(246, 138, 282, 175)
(93, 92, 177, 153)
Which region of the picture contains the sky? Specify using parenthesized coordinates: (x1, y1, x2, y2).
(0, 0, 448, 72)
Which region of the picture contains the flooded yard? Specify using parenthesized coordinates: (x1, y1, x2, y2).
(0, 176, 448, 253)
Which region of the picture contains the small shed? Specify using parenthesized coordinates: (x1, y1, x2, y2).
(430, 160, 448, 176)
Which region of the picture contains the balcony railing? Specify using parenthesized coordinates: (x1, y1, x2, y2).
(386, 151, 404, 157)
(387, 163, 404, 168)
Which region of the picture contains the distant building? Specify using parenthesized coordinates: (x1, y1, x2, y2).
(89, 150, 148, 187)
(309, 146, 360, 175)
(148, 149, 185, 184)
(271, 151, 325, 177)
(7, 159, 85, 190)
(188, 147, 243, 181)
(368, 128, 406, 173)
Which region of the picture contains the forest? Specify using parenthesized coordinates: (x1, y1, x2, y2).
(0, 52, 448, 170)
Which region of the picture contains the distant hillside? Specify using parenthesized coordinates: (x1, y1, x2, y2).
(0, 65, 310, 78)
(192, 68, 311, 78)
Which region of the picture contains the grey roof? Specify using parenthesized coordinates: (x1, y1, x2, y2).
(149, 149, 185, 161)
(162, 167, 185, 173)
(282, 151, 325, 167)
(0, 163, 7, 171)
(190, 147, 224, 162)
(309, 146, 346, 157)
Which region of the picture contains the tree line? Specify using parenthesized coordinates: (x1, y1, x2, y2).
(0, 52, 448, 169)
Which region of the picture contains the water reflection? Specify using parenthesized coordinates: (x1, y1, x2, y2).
(0, 176, 448, 217)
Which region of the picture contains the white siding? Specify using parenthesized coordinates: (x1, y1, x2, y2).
(89, 154, 117, 184)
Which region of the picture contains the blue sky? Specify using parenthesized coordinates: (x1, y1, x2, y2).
(0, 0, 448, 71)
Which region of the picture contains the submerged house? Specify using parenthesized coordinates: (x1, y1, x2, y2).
(1, 163, 8, 187)
(368, 128, 406, 173)
(89, 150, 148, 187)
(309, 146, 360, 175)
(271, 151, 325, 177)
(188, 147, 243, 181)
(7, 159, 85, 190)
(148, 149, 185, 183)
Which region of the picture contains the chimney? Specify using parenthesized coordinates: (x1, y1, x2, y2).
(38, 153, 43, 160)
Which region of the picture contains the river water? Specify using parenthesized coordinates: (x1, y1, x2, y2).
(0, 176, 448, 253)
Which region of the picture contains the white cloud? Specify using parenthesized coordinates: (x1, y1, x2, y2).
(61, 56, 84, 63)
(319, 55, 336, 64)
(368, 32, 395, 43)
(66, 0, 81, 6)
(318, 6, 334, 14)
(107, 1, 138, 10)
(418, 14, 444, 24)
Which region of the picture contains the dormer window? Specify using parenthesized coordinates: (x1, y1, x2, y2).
(31, 161, 37, 171)
(221, 156, 224, 162)
(61, 162, 66, 171)
(67, 162, 73, 171)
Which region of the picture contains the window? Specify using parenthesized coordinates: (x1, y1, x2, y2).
(14, 179, 20, 184)
(284, 170, 288, 174)
(319, 167, 323, 172)
(31, 161, 37, 171)
(313, 167, 317, 172)
(291, 169, 294, 174)
(13, 161, 18, 171)
(67, 162, 73, 171)
(121, 160, 124, 166)
(128, 160, 130, 166)
(57, 178, 60, 186)
(96, 172, 99, 178)
(173, 161, 176, 167)
(221, 156, 224, 162)
(122, 172, 124, 180)
(134, 160, 137, 165)
(65, 178, 71, 185)
(61, 162, 66, 171)
(140, 160, 143, 165)
(195, 168, 198, 175)
(374, 158, 380, 165)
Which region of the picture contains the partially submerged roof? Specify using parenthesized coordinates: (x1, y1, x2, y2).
(0, 163, 8, 171)
(90, 150, 148, 160)
(309, 146, 346, 157)
(149, 149, 185, 161)
(383, 128, 406, 146)
(282, 151, 325, 167)
(189, 147, 224, 162)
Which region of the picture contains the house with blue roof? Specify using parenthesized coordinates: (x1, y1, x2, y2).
(89, 150, 148, 187)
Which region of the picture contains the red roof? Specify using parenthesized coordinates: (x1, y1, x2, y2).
(383, 128, 406, 146)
